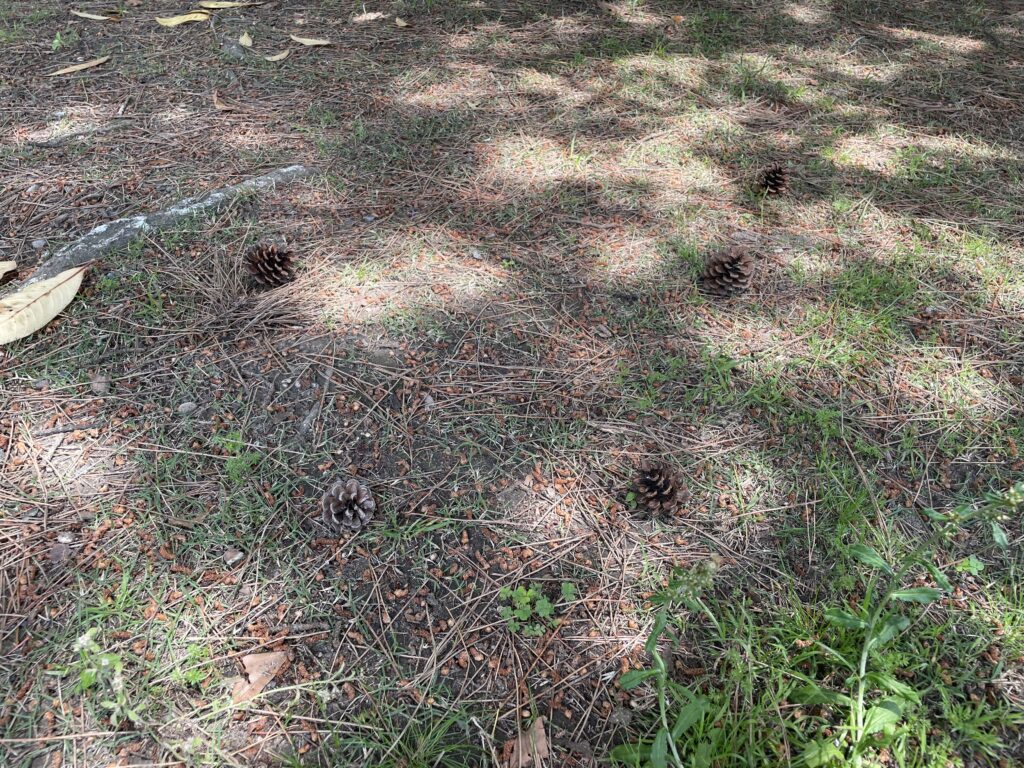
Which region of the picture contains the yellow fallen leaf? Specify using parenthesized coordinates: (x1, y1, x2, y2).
(231, 651, 288, 704)
(289, 34, 331, 46)
(156, 11, 209, 27)
(70, 10, 118, 20)
(239, 31, 252, 47)
(0, 265, 90, 346)
(0, 262, 17, 279)
(198, 1, 261, 7)
(264, 50, 290, 62)
(45, 56, 110, 77)
(395, 17, 409, 27)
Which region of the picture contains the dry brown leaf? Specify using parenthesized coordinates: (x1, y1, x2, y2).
(352, 11, 385, 23)
(70, 10, 118, 21)
(45, 56, 110, 77)
(156, 11, 210, 27)
(231, 651, 288, 703)
(0, 265, 89, 346)
(212, 90, 235, 111)
(0, 262, 16, 279)
(506, 717, 549, 768)
(264, 50, 290, 62)
(199, 1, 261, 7)
(289, 34, 330, 46)
(239, 30, 253, 47)
(395, 16, 409, 27)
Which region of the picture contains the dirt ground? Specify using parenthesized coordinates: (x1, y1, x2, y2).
(1, 1, 1023, 766)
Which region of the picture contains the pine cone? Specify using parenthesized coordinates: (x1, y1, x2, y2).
(702, 246, 754, 296)
(322, 478, 377, 533)
(633, 462, 689, 515)
(757, 164, 788, 196)
(244, 243, 295, 287)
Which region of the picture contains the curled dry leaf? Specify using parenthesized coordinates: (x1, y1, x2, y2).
(0, 262, 16, 279)
(395, 16, 409, 27)
(199, 1, 262, 7)
(212, 90, 235, 111)
(289, 34, 331, 46)
(239, 31, 252, 47)
(231, 650, 288, 703)
(506, 717, 549, 768)
(70, 10, 119, 21)
(352, 11, 385, 23)
(264, 50, 290, 62)
(156, 11, 210, 27)
(0, 264, 89, 346)
(45, 56, 110, 77)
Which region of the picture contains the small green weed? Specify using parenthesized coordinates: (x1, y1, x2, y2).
(499, 582, 576, 637)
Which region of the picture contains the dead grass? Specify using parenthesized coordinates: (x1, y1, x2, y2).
(1, 1, 1023, 766)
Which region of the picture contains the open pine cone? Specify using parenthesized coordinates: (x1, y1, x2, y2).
(633, 461, 689, 515)
(244, 242, 295, 287)
(757, 164, 788, 196)
(322, 478, 377, 533)
(702, 246, 754, 296)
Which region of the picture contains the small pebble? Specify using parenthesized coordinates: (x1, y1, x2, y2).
(177, 401, 198, 415)
(31, 239, 46, 251)
(362, 214, 376, 222)
(57, 532, 75, 544)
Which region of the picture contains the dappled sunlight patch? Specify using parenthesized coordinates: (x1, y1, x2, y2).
(303, 234, 507, 329)
(486, 133, 594, 185)
(782, 2, 832, 26)
(880, 25, 988, 54)
(14, 103, 122, 147)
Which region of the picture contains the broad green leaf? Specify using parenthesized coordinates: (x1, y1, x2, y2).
(645, 611, 667, 654)
(865, 672, 920, 703)
(671, 698, 709, 738)
(609, 743, 648, 764)
(45, 56, 110, 76)
(791, 683, 852, 707)
(954, 556, 984, 576)
(992, 522, 1008, 549)
(824, 607, 868, 629)
(534, 596, 553, 619)
(924, 561, 953, 590)
(862, 698, 903, 734)
(650, 730, 668, 768)
(849, 544, 893, 575)
(801, 739, 844, 767)
(891, 587, 942, 604)
(560, 582, 577, 602)
(868, 614, 909, 650)
(156, 12, 210, 27)
(619, 669, 657, 690)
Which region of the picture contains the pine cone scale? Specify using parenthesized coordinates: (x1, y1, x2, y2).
(702, 246, 754, 296)
(245, 243, 295, 287)
(322, 478, 377, 533)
